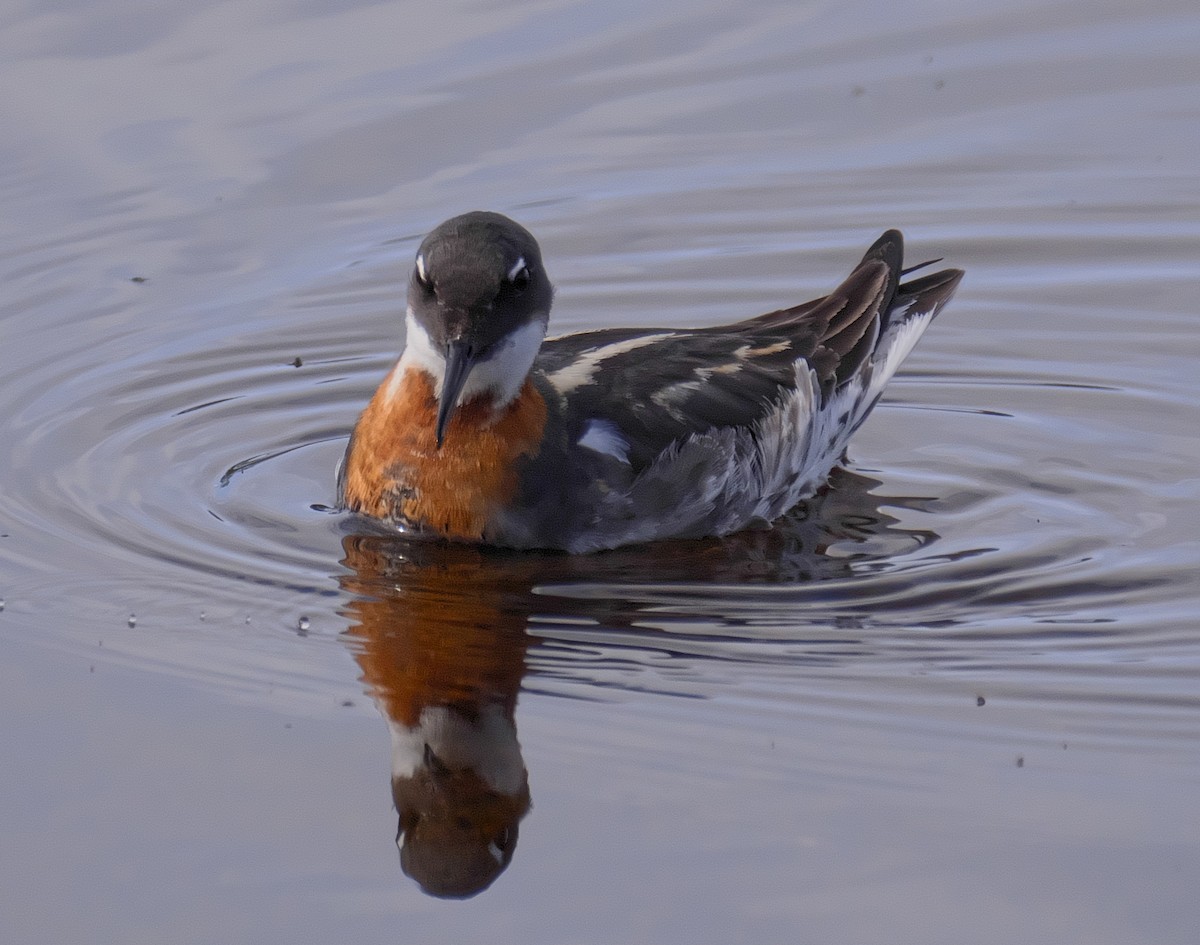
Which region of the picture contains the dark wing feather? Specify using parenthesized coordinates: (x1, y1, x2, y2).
(534, 231, 914, 470)
(536, 326, 810, 468)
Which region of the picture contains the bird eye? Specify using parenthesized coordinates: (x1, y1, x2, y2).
(506, 257, 531, 291)
(414, 254, 433, 291)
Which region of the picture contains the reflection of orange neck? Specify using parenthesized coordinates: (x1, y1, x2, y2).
(341, 368, 547, 539)
(344, 537, 529, 725)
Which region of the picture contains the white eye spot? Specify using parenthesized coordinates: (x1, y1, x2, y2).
(507, 256, 528, 283)
(415, 253, 429, 285)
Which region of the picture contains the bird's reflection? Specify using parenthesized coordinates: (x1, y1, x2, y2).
(341, 539, 534, 898)
(337, 467, 937, 898)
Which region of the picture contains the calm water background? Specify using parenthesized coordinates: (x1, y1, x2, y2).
(2, 0, 1198, 942)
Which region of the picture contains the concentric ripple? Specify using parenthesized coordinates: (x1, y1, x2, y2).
(2, 210, 1197, 747)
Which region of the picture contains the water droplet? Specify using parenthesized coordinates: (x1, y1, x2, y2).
(128, 614, 137, 628)
(297, 615, 310, 633)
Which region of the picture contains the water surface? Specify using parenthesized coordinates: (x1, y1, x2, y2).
(2, 1, 1198, 942)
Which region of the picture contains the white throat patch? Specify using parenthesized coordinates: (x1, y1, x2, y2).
(392, 307, 546, 410)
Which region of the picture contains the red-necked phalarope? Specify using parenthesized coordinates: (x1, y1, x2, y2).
(339, 211, 963, 552)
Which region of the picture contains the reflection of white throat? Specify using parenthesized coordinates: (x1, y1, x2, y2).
(388, 705, 525, 795)
(392, 308, 546, 409)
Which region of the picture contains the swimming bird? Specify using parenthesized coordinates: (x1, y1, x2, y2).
(338, 212, 962, 552)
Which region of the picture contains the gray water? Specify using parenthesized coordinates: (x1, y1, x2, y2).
(2, 0, 1198, 942)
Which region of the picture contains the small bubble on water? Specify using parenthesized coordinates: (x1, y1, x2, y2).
(0, 598, 5, 612)
(199, 611, 206, 621)
(128, 614, 137, 628)
(297, 615, 311, 633)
